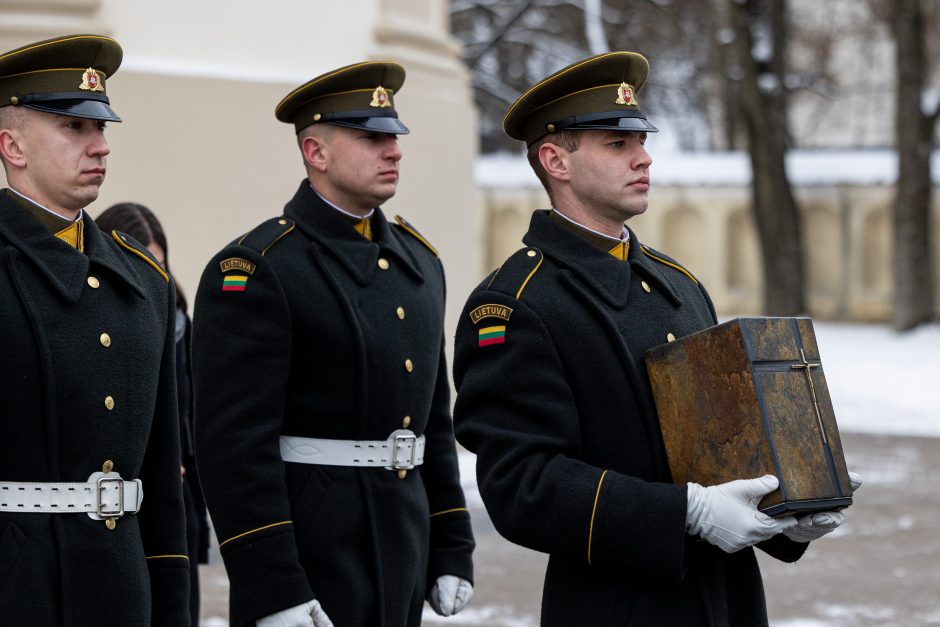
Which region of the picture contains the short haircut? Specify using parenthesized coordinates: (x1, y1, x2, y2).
(0, 106, 28, 169)
(297, 122, 335, 150)
(526, 129, 582, 207)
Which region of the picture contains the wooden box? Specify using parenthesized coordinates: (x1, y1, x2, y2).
(645, 317, 853, 516)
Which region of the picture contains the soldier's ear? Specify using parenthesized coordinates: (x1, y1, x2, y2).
(539, 141, 571, 184)
(0, 127, 27, 169)
(300, 134, 328, 172)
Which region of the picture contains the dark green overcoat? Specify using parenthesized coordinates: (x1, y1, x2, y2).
(453, 210, 806, 626)
(192, 181, 474, 627)
(0, 190, 190, 626)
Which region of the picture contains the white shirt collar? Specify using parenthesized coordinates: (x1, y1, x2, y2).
(552, 208, 629, 243)
(8, 187, 83, 223)
(310, 184, 374, 220)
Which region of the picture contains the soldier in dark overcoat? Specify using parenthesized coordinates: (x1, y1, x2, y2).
(0, 35, 190, 625)
(192, 62, 474, 627)
(453, 52, 852, 626)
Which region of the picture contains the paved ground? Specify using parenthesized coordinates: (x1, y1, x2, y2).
(199, 432, 940, 626)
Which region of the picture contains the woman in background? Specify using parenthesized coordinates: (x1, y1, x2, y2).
(96, 203, 209, 626)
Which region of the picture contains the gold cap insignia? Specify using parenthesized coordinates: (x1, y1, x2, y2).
(370, 85, 392, 108)
(615, 82, 637, 106)
(79, 68, 104, 92)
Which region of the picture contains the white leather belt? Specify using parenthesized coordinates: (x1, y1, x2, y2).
(280, 429, 426, 470)
(0, 471, 143, 521)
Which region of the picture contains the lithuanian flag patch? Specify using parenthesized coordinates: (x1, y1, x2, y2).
(222, 275, 249, 292)
(478, 325, 506, 347)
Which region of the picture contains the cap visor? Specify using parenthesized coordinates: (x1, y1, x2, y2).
(23, 99, 122, 122)
(329, 116, 410, 135)
(570, 117, 658, 133)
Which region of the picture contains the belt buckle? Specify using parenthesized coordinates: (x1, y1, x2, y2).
(96, 477, 125, 518)
(392, 432, 418, 470)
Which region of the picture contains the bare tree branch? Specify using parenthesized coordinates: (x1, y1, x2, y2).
(467, 1, 537, 69)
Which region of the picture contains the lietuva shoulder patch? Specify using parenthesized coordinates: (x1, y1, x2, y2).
(237, 216, 295, 256)
(111, 230, 168, 282)
(640, 244, 699, 285)
(487, 246, 544, 300)
(394, 215, 438, 257)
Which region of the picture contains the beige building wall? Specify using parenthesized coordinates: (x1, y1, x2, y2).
(0, 0, 480, 340)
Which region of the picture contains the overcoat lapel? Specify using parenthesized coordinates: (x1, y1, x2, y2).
(0, 192, 147, 303)
(523, 211, 671, 475)
(283, 181, 424, 286)
(0, 193, 89, 304)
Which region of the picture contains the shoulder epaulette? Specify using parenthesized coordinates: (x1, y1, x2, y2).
(111, 231, 168, 283)
(393, 215, 438, 257)
(237, 217, 295, 256)
(487, 246, 544, 300)
(640, 244, 699, 285)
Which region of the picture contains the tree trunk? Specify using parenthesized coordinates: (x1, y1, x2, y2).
(727, 0, 805, 315)
(891, 0, 935, 330)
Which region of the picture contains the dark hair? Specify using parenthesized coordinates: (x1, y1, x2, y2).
(95, 202, 187, 312)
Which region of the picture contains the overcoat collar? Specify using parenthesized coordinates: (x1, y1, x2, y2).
(283, 181, 424, 285)
(522, 210, 683, 308)
(0, 190, 146, 303)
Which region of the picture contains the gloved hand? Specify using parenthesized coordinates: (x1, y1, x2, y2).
(686, 475, 797, 553)
(428, 574, 474, 617)
(783, 510, 845, 543)
(849, 471, 862, 492)
(256, 599, 334, 627)
(783, 470, 863, 543)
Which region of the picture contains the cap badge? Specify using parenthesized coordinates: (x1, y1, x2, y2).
(615, 82, 637, 106)
(79, 68, 104, 92)
(370, 85, 392, 108)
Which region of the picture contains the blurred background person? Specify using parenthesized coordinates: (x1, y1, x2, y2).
(96, 202, 209, 627)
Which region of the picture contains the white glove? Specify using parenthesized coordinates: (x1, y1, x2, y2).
(783, 510, 845, 543)
(782, 470, 863, 543)
(686, 475, 797, 553)
(849, 471, 862, 492)
(256, 599, 333, 627)
(428, 574, 474, 617)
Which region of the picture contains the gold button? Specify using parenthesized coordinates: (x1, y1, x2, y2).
(402, 416, 411, 428)
(404, 359, 413, 373)
(667, 333, 676, 342)
(104, 396, 115, 411)
(641, 281, 651, 293)
(278, 219, 287, 225)
(87, 276, 100, 289)
(546, 123, 556, 133)
(526, 250, 537, 257)
(10, 96, 19, 106)
(378, 258, 390, 270)
(398, 470, 408, 480)
(102, 460, 114, 473)
(396, 307, 405, 320)
(100, 333, 112, 347)
(105, 518, 116, 530)
(313, 113, 322, 122)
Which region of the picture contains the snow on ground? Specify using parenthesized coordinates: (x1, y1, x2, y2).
(814, 322, 940, 437)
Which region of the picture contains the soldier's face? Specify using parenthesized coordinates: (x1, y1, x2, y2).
(317, 126, 402, 214)
(9, 109, 110, 216)
(566, 130, 651, 222)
